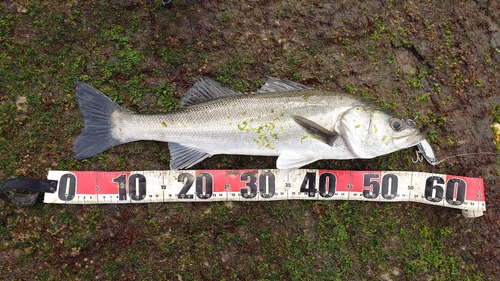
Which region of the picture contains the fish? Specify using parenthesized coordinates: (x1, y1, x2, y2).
(73, 77, 426, 170)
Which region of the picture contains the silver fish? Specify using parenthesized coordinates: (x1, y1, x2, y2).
(73, 77, 426, 170)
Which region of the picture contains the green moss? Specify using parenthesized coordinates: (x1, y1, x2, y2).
(238, 121, 248, 131)
(300, 135, 309, 144)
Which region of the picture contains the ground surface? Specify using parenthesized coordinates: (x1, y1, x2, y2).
(1, 0, 500, 280)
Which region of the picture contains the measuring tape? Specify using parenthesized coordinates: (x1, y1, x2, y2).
(27, 169, 484, 218)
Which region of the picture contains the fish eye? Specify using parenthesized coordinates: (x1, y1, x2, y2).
(390, 118, 403, 131)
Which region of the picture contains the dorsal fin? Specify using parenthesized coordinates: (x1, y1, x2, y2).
(180, 77, 241, 109)
(257, 77, 312, 93)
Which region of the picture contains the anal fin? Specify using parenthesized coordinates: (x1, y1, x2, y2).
(276, 150, 319, 170)
(168, 143, 212, 170)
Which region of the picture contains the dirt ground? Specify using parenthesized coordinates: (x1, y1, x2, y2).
(1, 0, 500, 280)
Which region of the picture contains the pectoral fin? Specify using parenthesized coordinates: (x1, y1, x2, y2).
(292, 115, 338, 146)
(276, 150, 320, 170)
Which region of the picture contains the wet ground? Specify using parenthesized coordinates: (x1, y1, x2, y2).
(1, 0, 500, 280)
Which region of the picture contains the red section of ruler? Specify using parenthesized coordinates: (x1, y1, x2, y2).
(225, 169, 259, 193)
(319, 170, 354, 192)
(72, 171, 130, 194)
(207, 170, 226, 193)
(445, 175, 484, 202)
(195, 169, 238, 193)
(351, 171, 381, 194)
(190, 169, 258, 193)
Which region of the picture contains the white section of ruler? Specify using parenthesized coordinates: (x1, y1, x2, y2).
(43, 170, 486, 217)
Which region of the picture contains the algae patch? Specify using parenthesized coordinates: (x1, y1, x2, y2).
(492, 123, 500, 151)
(238, 121, 248, 131)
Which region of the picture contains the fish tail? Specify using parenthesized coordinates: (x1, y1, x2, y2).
(73, 82, 129, 160)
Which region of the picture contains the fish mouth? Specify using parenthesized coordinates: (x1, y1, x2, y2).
(395, 130, 427, 149)
(393, 118, 427, 149)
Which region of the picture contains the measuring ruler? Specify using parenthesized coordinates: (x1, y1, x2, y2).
(39, 169, 485, 217)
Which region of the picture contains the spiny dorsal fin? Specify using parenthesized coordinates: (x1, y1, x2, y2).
(257, 77, 312, 93)
(292, 115, 338, 146)
(180, 77, 241, 109)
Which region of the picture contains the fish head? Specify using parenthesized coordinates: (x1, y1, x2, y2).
(338, 106, 426, 158)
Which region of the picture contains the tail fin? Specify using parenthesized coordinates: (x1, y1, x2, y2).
(73, 82, 131, 160)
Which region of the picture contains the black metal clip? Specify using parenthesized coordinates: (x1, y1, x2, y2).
(162, 0, 173, 8)
(0, 178, 58, 206)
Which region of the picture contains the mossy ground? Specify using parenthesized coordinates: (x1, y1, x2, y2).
(1, 0, 499, 280)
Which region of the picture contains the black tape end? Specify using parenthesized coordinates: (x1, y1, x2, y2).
(0, 178, 58, 207)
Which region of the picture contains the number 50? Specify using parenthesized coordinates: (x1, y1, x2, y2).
(363, 173, 398, 199)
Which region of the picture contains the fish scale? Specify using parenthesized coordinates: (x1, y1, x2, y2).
(73, 77, 426, 170)
(113, 90, 348, 151)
